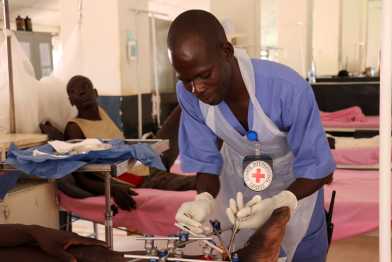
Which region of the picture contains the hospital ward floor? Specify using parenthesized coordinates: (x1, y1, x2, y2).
(73, 220, 380, 261)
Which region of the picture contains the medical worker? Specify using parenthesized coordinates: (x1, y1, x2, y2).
(168, 10, 336, 262)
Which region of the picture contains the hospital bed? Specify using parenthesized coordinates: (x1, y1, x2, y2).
(322, 116, 379, 133)
(0, 138, 178, 249)
(0, 134, 61, 228)
(324, 168, 379, 240)
(324, 147, 385, 241)
(58, 188, 196, 236)
(312, 81, 380, 134)
(320, 106, 379, 133)
(58, 153, 196, 238)
(312, 82, 379, 116)
(315, 76, 379, 82)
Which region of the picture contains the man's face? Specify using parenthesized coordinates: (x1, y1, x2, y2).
(170, 37, 232, 105)
(67, 80, 97, 109)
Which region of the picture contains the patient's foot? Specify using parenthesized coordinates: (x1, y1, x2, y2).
(237, 207, 290, 262)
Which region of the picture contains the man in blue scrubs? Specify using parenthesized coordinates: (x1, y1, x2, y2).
(168, 10, 335, 262)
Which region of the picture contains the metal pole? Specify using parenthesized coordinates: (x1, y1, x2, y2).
(132, 11, 142, 139)
(379, 0, 392, 261)
(105, 171, 113, 249)
(124, 254, 228, 262)
(151, 16, 161, 128)
(137, 93, 142, 138)
(2, 0, 16, 133)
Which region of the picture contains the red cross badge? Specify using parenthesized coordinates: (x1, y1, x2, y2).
(243, 160, 273, 191)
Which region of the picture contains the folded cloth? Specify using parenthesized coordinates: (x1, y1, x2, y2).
(48, 139, 112, 155)
(320, 106, 366, 122)
(3, 140, 166, 197)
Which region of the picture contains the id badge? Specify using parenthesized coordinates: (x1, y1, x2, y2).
(243, 155, 273, 192)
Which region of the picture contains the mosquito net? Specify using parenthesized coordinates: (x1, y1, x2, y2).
(0, 27, 83, 134)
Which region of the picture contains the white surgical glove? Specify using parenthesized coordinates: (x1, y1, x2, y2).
(175, 192, 215, 234)
(225, 192, 261, 226)
(226, 191, 297, 230)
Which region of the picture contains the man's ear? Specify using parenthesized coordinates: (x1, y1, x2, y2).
(94, 89, 98, 97)
(221, 41, 234, 59)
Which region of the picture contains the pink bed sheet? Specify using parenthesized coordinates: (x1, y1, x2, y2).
(322, 116, 379, 129)
(59, 189, 196, 236)
(332, 148, 379, 166)
(59, 159, 382, 240)
(320, 106, 379, 128)
(324, 169, 381, 240)
(320, 106, 366, 122)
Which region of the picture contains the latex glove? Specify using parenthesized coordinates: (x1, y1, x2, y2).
(226, 191, 297, 230)
(226, 192, 262, 228)
(175, 192, 215, 234)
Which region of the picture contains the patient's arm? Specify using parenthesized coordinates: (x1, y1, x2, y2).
(73, 173, 138, 210)
(64, 122, 85, 140)
(39, 120, 85, 141)
(39, 121, 65, 140)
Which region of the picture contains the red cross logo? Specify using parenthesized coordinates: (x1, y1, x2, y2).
(252, 168, 265, 183)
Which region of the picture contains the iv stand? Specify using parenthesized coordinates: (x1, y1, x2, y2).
(2, 0, 16, 133)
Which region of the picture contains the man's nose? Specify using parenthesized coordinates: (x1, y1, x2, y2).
(193, 80, 207, 94)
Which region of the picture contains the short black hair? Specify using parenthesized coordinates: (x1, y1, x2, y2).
(167, 10, 228, 54)
(67, 75, 93, 92)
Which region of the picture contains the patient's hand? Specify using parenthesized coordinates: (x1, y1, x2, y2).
(39, 121, 65, 140)
(112, 184, 138, 211)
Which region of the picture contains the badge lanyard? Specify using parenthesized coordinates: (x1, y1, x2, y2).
(242, 131, 274, 192)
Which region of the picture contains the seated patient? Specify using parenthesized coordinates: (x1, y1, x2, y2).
(0, 208, 290, 262)
(40, 75, 195, 211)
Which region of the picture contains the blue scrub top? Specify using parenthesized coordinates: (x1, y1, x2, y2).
(177, 59, 335, 260)
(177, 58, 336, 179)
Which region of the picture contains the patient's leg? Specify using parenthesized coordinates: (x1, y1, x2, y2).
(237, 207, 290, 262)
(0, 246, 126, 262)
(0, 246, 58, 262)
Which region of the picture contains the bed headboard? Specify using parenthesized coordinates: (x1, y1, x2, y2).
(316, 76, 379, 82)
(311, 82, 380, 115)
